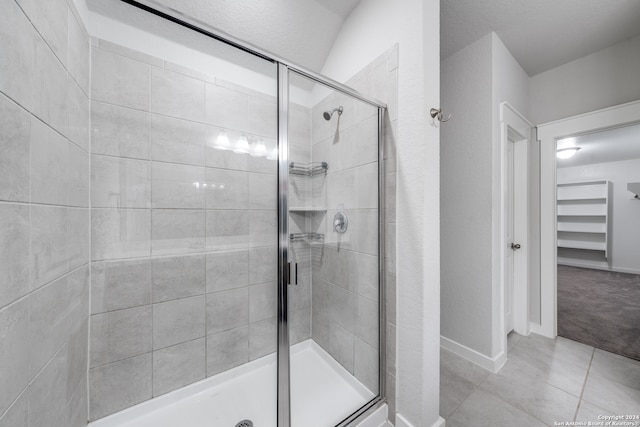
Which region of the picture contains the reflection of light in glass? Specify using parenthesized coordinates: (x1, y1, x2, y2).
(557, 147, 580, 159)
(267, 147, 278, 160)
(193, 181, 200, 189)
(214, 131, 230, 150)
(233, 135, 249, 154)
(250, 140, 267, 157)
(220, 184, 225, 189)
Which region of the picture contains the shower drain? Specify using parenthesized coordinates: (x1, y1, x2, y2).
(235, 420, 253, 427)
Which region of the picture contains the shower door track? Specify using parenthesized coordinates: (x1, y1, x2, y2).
(118, 1, 388, 426)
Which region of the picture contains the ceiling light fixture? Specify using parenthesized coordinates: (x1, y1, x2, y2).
(557, 147, 580, 159)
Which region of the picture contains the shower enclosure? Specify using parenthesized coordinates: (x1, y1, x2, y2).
(78, 1, 387, 426)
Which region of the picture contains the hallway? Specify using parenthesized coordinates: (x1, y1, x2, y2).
(441, 333, 640, 426)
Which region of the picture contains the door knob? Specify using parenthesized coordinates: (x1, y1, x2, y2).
(511, 243, 521, 250)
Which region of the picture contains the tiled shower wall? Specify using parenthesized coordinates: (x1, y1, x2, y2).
(87, 40, 312, 420)
(309, 46, 398, 419)
(0, 0, 91, 425)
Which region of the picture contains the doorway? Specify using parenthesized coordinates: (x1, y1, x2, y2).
(500, 103, 531, 351)
(538, 100, 640, 352)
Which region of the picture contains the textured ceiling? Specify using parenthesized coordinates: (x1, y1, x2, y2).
(441, 0, 640, 76)
(557, 123, 640, 168)
(143, 0, 356, 73)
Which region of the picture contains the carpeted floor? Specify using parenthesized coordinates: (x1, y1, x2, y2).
(557, 265, 640, 361)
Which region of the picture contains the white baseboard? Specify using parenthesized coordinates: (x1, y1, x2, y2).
(440, 336, 506, 373)
(354, 403, 388, 427)
(395, 413, 445, 427)
(528, 322, 554, 339)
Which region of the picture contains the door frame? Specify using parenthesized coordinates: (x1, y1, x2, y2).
(537, 99, 640, 338)
(499, 102, 532, 346)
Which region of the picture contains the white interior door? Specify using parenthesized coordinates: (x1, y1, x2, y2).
(505, 138, 515, 334)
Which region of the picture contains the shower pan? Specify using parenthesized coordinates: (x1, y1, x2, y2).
(79, 1, 387, 426)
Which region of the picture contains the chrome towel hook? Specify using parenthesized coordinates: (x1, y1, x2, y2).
(430, 108, 452, 123)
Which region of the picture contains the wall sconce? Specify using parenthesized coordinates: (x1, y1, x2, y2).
(557, 147, 580, 159)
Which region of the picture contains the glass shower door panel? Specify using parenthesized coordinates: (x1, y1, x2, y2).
(287, 71, 381, 426)
(87, 2, 279, 425)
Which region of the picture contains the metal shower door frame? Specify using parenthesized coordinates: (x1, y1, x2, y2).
(115, 1, 388, 425)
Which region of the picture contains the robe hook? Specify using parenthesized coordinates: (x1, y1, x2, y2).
(430, 108, 452, 123)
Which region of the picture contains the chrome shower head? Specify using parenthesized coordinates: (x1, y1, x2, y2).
(323, 106, 343, 121)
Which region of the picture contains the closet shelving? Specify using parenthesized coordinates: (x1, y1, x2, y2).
(557, 180, 609, 258)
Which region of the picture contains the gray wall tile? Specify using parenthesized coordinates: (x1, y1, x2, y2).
(90, 305, 152, 367)
(249, 172, 276, 210)
(97, 40, 163, 67)
(92, 259, 151, 314)
(91, 102, 150, 160)
(16, 0, 68, 68)
(150, 67, 205, 122)
(68, 143, 90, 207)
(153, 338, 205, 396)
(29, 266, 89, 375)
(205, 168, 248, 209)
(89, 354, 152, 421)
(249, 317, 276, 360)
(151, 162, 205, 209)
(206, 288, 249, 334)
(0, 299, 30, 417)
(206, 249, 249, 292)
(0, 389, 28, 427)
(91, 155, 151, 208)
(91, 48, 150, 110)
(67, 207, 90, 270)
(152, 255, 205, 303)
(247, 96, 276, 138)
(67, 76, 90, 151)
(33, 38, 68, 136)
(0, 93, 30, 202)
(150, 114, 207, 166)
(30, 205, 67, 289)
(0, 0, 37, 111)
(30, 117, 68, 206)
(206, 326, 248, 377)
(91, 208, 151, 260)
(355, 295, 379, 348)
(249, 246, 276, 285)
(248, 210, 276, 248)
(205, 84, 248, 131)
(206, 210, 249, 250)
(354, 337, 379, 394)
(28, 345, 68, 427)
(67, 9, 90, 95)
(0, 204, 30, 309)
(152, 295, 205, 349)
(289, 307, 311, 345)
(151, 209, 205, 255)
(249, 282, 276, 323)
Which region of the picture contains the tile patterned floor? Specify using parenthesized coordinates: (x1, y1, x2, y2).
(440, 333, 640, 427)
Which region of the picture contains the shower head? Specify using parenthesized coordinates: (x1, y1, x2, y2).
(323, 106, 343, 121)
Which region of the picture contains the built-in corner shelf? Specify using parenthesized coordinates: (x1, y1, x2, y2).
(290, 232, 324, 243)
(628, 182, 640, 199)
(289, 207, 327, 213)
(557, 180, 609, 258)
(289, 161, 328, 177)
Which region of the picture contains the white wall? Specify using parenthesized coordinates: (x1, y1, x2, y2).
(441, 34, 494, 356)
(321, 1, 442, 426)
(441, 32, 530, 361)
(530, 35, 640, 125)
(557, 159, 640, 274)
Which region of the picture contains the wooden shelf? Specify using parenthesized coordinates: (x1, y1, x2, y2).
(557, 180, 609, 258)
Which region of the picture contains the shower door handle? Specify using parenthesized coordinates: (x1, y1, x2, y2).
(287, 263, 299, 285)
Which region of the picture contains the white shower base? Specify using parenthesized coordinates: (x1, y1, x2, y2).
(90, 340, 376, 427)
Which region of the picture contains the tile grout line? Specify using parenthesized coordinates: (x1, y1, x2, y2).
(445, 366, 490, 420)
(573, 347, 596, 422)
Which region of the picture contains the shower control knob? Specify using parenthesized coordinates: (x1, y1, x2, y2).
(511, 243, 521, 250)
(333, 211, 348, 234)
